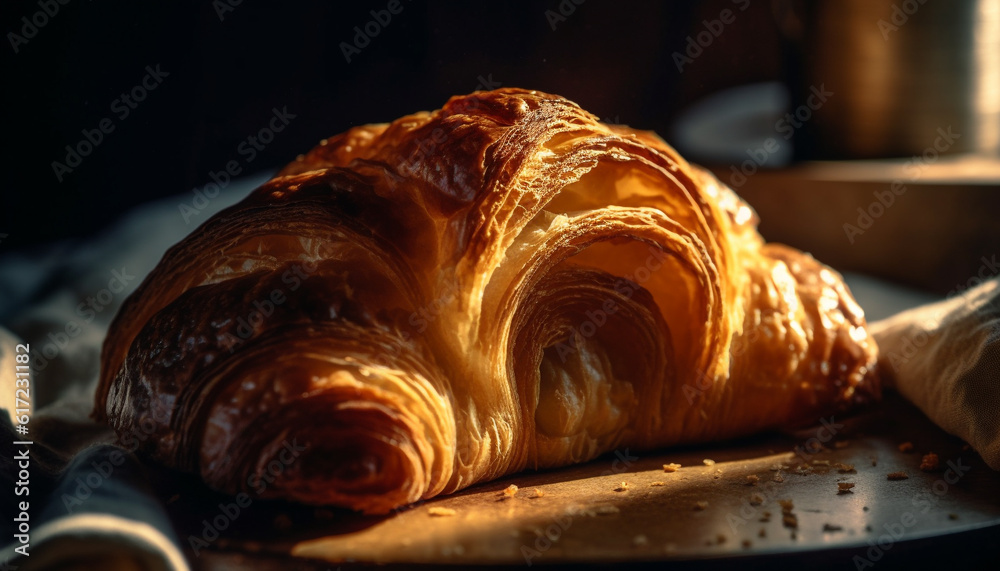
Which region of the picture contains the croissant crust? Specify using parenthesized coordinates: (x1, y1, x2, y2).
(96, 88, 879, 514)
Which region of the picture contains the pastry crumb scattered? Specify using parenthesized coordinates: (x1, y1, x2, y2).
(615, 481, 630, 492)
(428, 507, 457, 517)
(663, 462, 682, 472)
(823, 523, 843, 532)
(703, 459, 716, 466)
(838, 482, 856, 494)
(779, 500, 797, 529)
(650, 481, 665, 487)
(898, 442, 914, 453)
(887, 471, 909, 481)
(747, 474, 760, 485)
(835, 463, 856, 473)
(758, 528, 767, 538)
(750, 493, 765, 506)
(502, 484, 519, 498)
(716, 533, 727, 544)
(694, 500, 709, 511)
(742, 539, 752, 548)
(773, 472, 784, 483)
(530, 488, 544, 498)
(920, 453, 940, 472)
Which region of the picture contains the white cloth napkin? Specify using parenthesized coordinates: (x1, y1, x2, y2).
(870, 276, 1000, 470)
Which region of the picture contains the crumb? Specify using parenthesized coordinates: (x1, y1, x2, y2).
(714, 469, 723, 479)
(615, 481, 630, 492)
(834, 440, 850, 449)
(871, 455, 878, 467)
(773, 472, 784, 483)
(887, 471, 909, 481)
(750, 493, 765, 506)
(863, 506, 869, 511)
(835, 463, 856, 473)
(778, 500, 796, 528)
(948, 513, 959, 520)
(694, 501, 709, 511)
(747, 474, 760, 485)
(742, 539, 752, 548)
(758, 528, 767, 538)
(429, 507, 457, 517)
(795, 463, 812, 474)
(650, 481, 665, 487)
(823, 523, 843, 532)
(812, 460, 831, 466)
(716, 534, 727, 544)
(769, 463, 784, 471)
(633, 534, 648, 546)
(502, 484, 519, 498)
(898, 442, 914, 453)
(273, 514, 292, 530)
(703, 459, 716, 466)
(838, 482, 856, 494)
(530, 488, 544, 498)
(663, 463, 682, 472)
(920, 453, 940, 472)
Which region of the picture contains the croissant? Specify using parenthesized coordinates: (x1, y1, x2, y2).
(95, 88, 879, 514)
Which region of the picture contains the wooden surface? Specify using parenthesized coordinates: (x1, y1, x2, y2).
(165, 393, 1000, 569)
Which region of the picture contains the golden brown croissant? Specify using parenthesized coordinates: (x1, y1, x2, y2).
(95, 88, 879, 514)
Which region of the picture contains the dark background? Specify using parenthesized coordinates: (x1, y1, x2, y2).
(2, 0, 783, 251)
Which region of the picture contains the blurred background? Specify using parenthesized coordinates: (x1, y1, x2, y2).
(3, 0, 999, 294)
